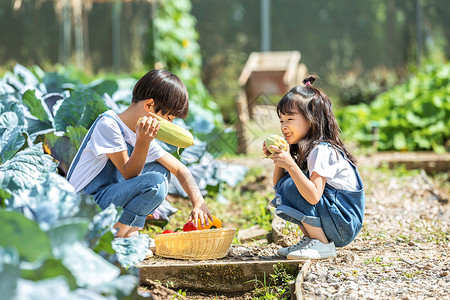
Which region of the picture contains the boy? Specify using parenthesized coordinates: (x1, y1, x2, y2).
(67, 69, 211, 238)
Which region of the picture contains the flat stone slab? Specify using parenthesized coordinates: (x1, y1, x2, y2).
(138, 258, 304, 293)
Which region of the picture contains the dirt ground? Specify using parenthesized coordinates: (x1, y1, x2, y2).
(140, 152, 449, 299)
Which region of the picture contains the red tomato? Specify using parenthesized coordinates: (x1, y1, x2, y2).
(162, 230, 174, 234)
(182, 222, 198, 232)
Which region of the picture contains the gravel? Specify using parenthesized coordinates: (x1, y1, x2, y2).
(297, 168, 449, 300)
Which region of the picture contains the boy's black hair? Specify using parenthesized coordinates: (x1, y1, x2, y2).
(132, 69, 189, 119)
(277, 75, 356, 170)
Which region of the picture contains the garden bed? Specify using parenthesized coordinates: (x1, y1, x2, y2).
(139, 244, 303, 293)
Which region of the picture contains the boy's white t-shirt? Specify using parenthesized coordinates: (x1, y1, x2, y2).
(68, 110, 167, 192)
(307, 144, 360, 191)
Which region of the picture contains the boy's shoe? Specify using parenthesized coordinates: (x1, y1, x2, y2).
(149, 238, 156, 251)
(277, 236, 311, 257)
(286, 239, 336, 260)
(145, 249, 153, 259)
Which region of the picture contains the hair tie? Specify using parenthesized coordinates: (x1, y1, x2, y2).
(305, 82, 311, 86)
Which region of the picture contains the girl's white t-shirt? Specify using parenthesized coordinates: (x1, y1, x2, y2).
(68, 110, 167, 192)
(307, 144, 360, 191)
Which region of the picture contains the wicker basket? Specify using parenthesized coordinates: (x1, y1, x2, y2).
(154, 228, 236, 260)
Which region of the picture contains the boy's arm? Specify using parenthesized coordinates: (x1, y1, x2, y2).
(106, 140, 150, 180)
(107, 117, 160, 180)
(157, 153, 212, 227)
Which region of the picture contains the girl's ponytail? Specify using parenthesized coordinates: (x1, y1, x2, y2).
(302, 75, 317, 86)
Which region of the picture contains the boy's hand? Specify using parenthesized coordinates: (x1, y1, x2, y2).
(188, 202, 212, 228)
(136, 117, 160, 145)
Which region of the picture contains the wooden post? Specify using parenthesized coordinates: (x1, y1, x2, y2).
(236, 90, 249, 154)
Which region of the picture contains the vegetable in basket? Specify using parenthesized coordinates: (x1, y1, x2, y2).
(182, 221, 198, 232)
(197, 215, 222, 230)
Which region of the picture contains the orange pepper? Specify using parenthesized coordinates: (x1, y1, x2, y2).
(197, 215, 222, 230)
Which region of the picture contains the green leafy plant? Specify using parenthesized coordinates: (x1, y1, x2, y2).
(338, 62, 450, 152)
(0, 143, 149, 299)
(249, 263, 296, 300)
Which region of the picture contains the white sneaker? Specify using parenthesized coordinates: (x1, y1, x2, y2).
(277, 236, 311, 257)
(149, 238, 156, 251)
(286, 239, 336, 260)
(145, 248, 153, 259)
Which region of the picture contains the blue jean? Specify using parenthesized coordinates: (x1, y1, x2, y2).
(271, 146, 365, 247)
(82, 143, 170, 228)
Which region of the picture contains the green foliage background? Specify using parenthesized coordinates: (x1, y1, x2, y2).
(337, 62, 450, 153)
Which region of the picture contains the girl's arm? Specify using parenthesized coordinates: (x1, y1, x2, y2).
(273, 166, 286, 186)
(157, 153, 212, 227)
(269, 146, 326, 205)
(107, 117, 160, 180)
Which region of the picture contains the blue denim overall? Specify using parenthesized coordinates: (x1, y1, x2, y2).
(271, 144, 365, 247)
(67, 113, 170, 228)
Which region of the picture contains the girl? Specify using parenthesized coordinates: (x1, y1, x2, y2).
(67, 69, 211, 238)
(263, 75, 365, 260)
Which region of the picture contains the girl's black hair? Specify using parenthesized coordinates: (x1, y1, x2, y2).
(276, 75, 356, 170)
(132, 69, 189, 118)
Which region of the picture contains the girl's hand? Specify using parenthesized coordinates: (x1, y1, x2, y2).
(262, 141, 272, 157)
(188, 201, 212, 228)
(135, 117, 161, 145)
(269, 144, 296, 170)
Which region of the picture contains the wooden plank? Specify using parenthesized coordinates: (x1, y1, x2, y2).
(290, 259, 311, 300)
(139, 259, 305, 293)
(359, 152, 450, 174)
